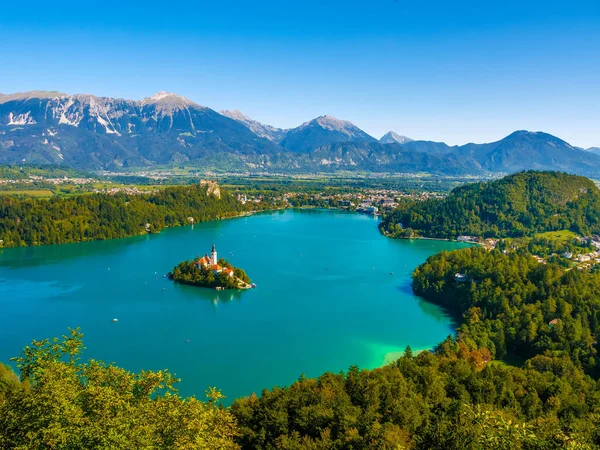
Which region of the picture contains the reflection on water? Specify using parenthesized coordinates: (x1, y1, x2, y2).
(173, 282, 245, 306)
(396, 281, 455, 324)
(0, 235, 144, 269)
(0, 219, 232, 270)
(415, 298, 455, 324)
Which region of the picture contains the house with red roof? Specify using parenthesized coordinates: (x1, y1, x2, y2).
(195, 244, 234, 277)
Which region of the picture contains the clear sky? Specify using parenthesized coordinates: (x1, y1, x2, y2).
(1, 0, 599, 147)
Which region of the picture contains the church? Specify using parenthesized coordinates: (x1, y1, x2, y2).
(195, 243, 234, 277)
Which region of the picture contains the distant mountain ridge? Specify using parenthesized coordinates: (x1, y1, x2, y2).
(0, 91, 279, 170)
(219, 110, 287, 142)
(0, 91, 67, 104)
(279, 115, 377, 153)
(380, 131, 413, 144)
(0, 90, 599, 176)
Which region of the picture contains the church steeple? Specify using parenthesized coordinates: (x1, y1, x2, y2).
(210, 243, 217, 265)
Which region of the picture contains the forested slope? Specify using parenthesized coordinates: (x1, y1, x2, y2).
(0, 183, 245, 247)
(380, 171, 600, 239)
(230, 247, 600, 449)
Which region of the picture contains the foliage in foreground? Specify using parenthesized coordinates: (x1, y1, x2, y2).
(0, 329, 239, 449)
(232, 344, 600, 449)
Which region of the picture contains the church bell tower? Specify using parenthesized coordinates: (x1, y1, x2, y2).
(211, 243, 217, 265)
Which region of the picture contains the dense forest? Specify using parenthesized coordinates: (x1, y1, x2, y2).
(0, 183, 248, 247)
(380, 171, 600, 239)
(412, 247, 600, 371)
(169, 257, 251, 289)
(232, 345, 600, 449)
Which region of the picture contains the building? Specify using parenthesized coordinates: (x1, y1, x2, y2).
(210, 243, 217, 265)
(457, 236, 480, 243)
(455, 273, 470, 283)
(381, 198, 397, 208)
(483, 238, 499, 249)
(195, 244, 234, 277)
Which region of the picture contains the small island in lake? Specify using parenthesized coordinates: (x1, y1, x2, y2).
(168, 243, 252, 290)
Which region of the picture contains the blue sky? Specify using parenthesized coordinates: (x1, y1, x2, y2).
(1, 0, 599, 147)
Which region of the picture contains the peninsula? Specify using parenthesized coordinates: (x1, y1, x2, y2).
(168, 243, 252, 290)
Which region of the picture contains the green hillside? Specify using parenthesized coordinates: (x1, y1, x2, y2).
(380, 171, 600, 239)
(0, 183, 245, 247)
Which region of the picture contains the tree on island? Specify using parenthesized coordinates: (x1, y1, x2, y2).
(169, 257, 251, 290)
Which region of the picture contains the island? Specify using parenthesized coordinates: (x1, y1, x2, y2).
(168, 243, 252, 290)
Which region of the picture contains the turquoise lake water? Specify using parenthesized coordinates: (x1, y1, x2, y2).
(0, 209, 469, 403)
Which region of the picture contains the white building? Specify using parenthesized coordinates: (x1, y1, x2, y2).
(195, 244, 234, 277)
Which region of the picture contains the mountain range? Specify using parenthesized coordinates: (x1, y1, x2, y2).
(1, 90, 599, 177)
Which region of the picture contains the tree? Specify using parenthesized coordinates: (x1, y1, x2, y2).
(0, 328, 239, 449)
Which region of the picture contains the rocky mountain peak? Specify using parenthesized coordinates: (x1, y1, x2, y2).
(220, 109, 286, 142)
(140, 92, 201, 113)
(0, 90, 67, 104)
(313, 115, 352, 132)
(380, 131, 413, 144)
(220, 109, 248, 121)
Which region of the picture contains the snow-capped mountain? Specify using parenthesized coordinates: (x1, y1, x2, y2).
(1, 90, 600, 177)
(280, 115, 376, 153)
(0, 91, 279, 169)
(380, 131, 413, 144)
(219, 110, 287, 142)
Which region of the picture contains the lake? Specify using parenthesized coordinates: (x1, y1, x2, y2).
(0, 209, 469, 403)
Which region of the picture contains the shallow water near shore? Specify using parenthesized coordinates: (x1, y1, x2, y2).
(0, 209, 469, 403)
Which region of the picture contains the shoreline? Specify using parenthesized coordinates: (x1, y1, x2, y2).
(381, 232, 450, 242)
(0, 205, 382, 250)
(381, 231, 483, 245)
(0, 207, 285, 250)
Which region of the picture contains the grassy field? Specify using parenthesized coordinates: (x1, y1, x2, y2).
(534, 230, 579, 242)
(489, 354, 525, 368)
(2, 189, 55, 198)
(0, 183, 169, 199)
